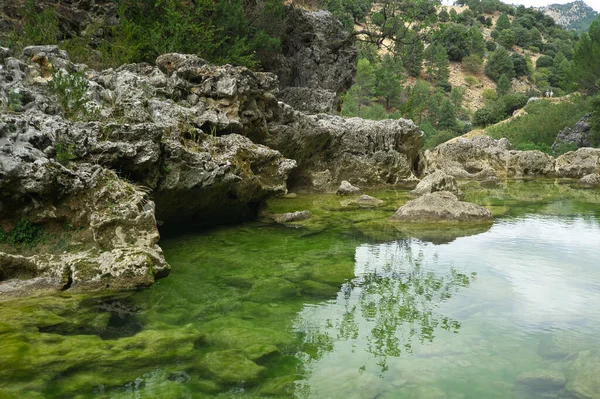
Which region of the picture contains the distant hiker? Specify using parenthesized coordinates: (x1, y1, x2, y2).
(550, 90, 554, 97)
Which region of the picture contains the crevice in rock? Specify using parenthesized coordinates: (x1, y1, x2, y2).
(61, 267, 73, 291)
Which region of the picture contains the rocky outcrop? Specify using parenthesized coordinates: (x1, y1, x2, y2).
(272, 211, 312, 224)
(271, 8, 356, 94)
(0, 49, 298, 295)
(268, 109, 423, 191)
(389, 191, 493, 223)
(552, 114, 593, 152)
(424, 135, 600, 179)
(410, 170, 464, 199)
(555, 147, 600, 178)
(580, 173, 600, 186)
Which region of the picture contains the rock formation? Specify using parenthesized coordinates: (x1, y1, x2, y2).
(269, 7, 357, 113)
(0, 49, 296, 296)
(552, 114, 593, 152)
(410, 170, 464, 199)
(268, 110, 423, 191)
(389, 191, 493, 223)
(423, 135, 599, 179)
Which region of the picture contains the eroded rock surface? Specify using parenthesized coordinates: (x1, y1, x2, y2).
(336, 180, 361, 196)
(269, 111, 423, 191)
(424, 135, 597, 179)
(410, 170, 464, 199)
(389, 191, 493, 223)
(552, 114, 593, 152)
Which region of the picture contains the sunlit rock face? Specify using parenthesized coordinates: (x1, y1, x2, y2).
(423, 135, 598, 179)
(268, 112, 423, 191)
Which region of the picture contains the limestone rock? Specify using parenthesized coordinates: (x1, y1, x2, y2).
(580, 173, 600, 186)
(272, 211, 312, 224)
(566, 351, 600, 399)
(269, 113, 423, 190)
(556, 148, 600, 178)
(279, 87, 339, 114)
(337, 180, 361, 196)
(352, 195, 384, 207)
(423, 136, 512, 178)
(552, 114, 593, 152)
(389, 191, 493, 223)
(516, 369, 566, 393)
(507, 150, 555, 177)
(411, 170, 464, 199)
(269, 7, 356, 94)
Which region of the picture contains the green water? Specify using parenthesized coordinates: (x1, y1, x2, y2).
(1, 181, 600, 399)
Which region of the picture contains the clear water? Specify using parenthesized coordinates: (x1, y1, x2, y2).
(1, 181, 600, 399)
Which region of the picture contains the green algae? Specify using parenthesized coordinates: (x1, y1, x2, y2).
(0, 180, 600, 398)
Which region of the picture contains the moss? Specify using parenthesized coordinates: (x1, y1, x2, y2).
(199, 350, 265, 385)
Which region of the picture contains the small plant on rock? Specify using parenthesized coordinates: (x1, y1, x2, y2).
(50, 70, 90, 119)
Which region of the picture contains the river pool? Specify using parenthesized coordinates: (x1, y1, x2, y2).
(1, 180, 599, 399)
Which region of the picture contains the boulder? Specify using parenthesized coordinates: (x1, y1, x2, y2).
(272, 211, 312, 224)
(555, 148, 600, 178)
(337, 180, 361, 196)
(269, 112, 423, 190)
(423, 136, 512, 178)
(389, 191, 493, 223)
(411, 170, 463, 199)
(199, 350, 265, 385)
(516, 369, 566, 393)
(507, 150, 555, 177)
(480, 175, 503, 188)
(351, 195, 384, 207)
(552, 114, 593, 152)
(580, 173, 600, 186)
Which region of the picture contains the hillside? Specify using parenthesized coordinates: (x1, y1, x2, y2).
(539, 1, 598, 32)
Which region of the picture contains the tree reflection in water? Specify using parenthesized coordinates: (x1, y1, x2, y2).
(295, 238, 476, 373)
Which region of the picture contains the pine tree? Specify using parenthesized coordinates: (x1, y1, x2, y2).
(400, 32, 424, 78)
(496, 13, 510, 31)
(485, 46, 515, 81)
(570, 16, 600, 94)
(496, 74, 511, 96)
(375, 54, 404, 109)
(437, 98, 458, 131)
(343, 58, 377, 116)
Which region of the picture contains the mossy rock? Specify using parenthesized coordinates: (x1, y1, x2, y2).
(243, 344, 280, 362)
(257, 375, 298, 396)
(566, 351, 600, 399)
(247, 277, 298, 302)
(199, 350, 265, 385)
(307, 261, 355, 285)
(298, 280, 339, 298)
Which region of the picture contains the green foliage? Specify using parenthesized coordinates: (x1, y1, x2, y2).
(497, 29, 515, 49)
(487, 97, 590, 152)
(423, 130, 456, 149)
(400, 31, 425, 78)
(0, 219, 44, 247)
(536, 55, 554, 69)
(437, 99, 458, 131)
(485, 46, 515, 81)
(435, 24, 471, 62)
(50, 71, 90, 119)
(342, 58, 376, 117)
(438, 9, 450, 22)
(496, 13, 511, 31)
(473, 105, 504, 127)
(7, 0, 60, 51)
(570, 16, 600, 94)
(486, 40, 497, 52)
(375, 54, 404, 109)
(462, 54, 483, 75)
(496, 74, 511, 97)
(6, 90, 23, 112)
(473, 92, 527, 127)
(55, 140, 77, 165)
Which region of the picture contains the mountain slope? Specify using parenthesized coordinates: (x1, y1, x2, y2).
(539, 1, 598, 32)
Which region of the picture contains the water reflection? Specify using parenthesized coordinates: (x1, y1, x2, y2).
(295, 239, 476, 374)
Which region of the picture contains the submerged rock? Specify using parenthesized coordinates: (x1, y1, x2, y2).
(199, 350, 265, 385)
(389, 192, 493, 223)
(480, 175, 503, 188)
(272, 211, 312, 224)
(337, 180, 361, 196)
(351, 194, 384, 207)
(516, 369, 566, 393)
(411, 170, 464, 199)
(566, 351, 600, 399)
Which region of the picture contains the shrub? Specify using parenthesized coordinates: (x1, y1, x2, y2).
(50, 71, 91, 119)
(0, 219, 44, 246)
(423, 130, 456, 149)
(536, 55, 554, 69)
(55, 140, 77, 165)
(473, 105, 504, 126)
(486, 40, 497, 52)
(462, 54, 483, 74)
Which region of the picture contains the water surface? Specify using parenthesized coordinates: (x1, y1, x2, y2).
(1, 181, 599, 398)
